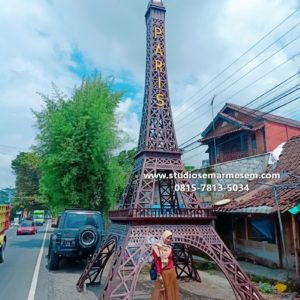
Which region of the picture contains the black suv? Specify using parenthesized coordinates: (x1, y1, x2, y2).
(48, 209, 105, 270)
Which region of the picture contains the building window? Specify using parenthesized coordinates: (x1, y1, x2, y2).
(240, 133, 247, 152)
(248, 218, 275, 244)
(251, 134, 257, 154)
(236, 217, 246, 240)
(216, 145, 220, 159)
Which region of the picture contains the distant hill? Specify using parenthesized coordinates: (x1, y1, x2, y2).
(0, 188, 15, 204)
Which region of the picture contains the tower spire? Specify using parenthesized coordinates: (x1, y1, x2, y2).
(137, 0, 179, 156)
(150, 0, 163, 6)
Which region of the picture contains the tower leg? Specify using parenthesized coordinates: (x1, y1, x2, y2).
(77, 224, 263, 300)
(76, 236, 117, 292)
(76, 224, 129, 293)
(173, 243, 201, 282)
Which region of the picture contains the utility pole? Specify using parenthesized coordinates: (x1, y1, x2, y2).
(258, 181, 300, 279)
(272, 186, 289, 279)
(210, 95, 218, 164)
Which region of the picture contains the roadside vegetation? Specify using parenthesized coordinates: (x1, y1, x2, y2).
(11, 76, 134, 216)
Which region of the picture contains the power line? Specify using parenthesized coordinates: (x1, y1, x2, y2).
(256, 85, 300, 111)
(176, 50, 300, 136)
(263, 95, 300, 115)
(179, 73, 300, 149)
(175, 34, 300, 127)
(219, 61, 300, 110)
(173, 7, 300, 119)
(239, 72, 300, 109)
(173, 12, 300, 121)
(181, 91, 300, 157)
(179, 71, 299, 149)
(176, 11, 300, 155)
(179, 133, 201, 148)
(182, 144, 203, 155)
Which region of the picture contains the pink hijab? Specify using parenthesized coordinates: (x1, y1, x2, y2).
(152, 230, 172, 268)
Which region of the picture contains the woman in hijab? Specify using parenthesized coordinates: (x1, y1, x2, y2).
(150, 230, 180, 300)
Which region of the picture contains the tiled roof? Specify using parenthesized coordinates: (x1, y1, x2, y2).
(201, 103, 300, 141)
(199, 127, 250, 143)
(216, 136, 300, 213)
(224, 103, 300, 129)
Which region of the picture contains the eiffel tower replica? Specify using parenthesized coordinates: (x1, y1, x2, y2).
(77, 1, 262, 299)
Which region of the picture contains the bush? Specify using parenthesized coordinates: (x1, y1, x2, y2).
(259, 282, 273, 294)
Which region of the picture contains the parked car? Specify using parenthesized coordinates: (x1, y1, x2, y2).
(47, 209, 105, 270)
(16, 221, 37, 235)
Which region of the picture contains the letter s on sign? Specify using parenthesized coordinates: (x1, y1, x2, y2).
(156, 94, 165, 107)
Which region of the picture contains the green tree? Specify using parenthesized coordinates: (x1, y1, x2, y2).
(185, 165, 195, 172)
(11, 152, 44, 211)
(110, 148, 136, 206)
(33, 77, 121, 213)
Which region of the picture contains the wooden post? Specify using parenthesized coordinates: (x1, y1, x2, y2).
(245, 215, 248, 240)
(292, 215, 299, 276)
(232, 216, 236, 252)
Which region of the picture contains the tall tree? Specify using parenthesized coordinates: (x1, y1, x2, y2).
(110, 148, 136, 207)
(11, 152, 44, 211)
(33, 77, 121, 213)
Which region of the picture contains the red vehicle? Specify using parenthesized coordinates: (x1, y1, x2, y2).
(16, 221, 37, 235)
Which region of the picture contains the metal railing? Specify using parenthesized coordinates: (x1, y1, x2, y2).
(109, 207, 215, 220)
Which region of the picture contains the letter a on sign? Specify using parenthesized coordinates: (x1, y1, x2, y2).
(155, 44, 163, 55)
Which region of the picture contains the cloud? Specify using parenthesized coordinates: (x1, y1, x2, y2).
(115, 97, 140, 151)
(0, 0, 299, 187)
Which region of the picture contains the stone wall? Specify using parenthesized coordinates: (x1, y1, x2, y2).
(191, 153, 270, 202)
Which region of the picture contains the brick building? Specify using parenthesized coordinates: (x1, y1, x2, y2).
(200, 103, 300, 165)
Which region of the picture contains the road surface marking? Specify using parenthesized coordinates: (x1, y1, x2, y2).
(27, 221, 49, 300)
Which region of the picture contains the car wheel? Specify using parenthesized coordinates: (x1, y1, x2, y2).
(48, 250, 59, 270)
(78, 225, 99, 249)
(0, 243, 5, 263)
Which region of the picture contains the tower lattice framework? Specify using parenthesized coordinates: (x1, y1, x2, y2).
(77, 1, 263, 299)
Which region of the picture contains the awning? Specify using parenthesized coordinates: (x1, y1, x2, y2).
(220, 206, 273, 214)
(288, 203, 300, 215)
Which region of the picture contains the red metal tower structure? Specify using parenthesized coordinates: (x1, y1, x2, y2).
(77, 1, 263, 299)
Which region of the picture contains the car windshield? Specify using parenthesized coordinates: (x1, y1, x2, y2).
(64, 213, 100, 229)
(20, 222, 33, 227)
(34, 215, 43, 218)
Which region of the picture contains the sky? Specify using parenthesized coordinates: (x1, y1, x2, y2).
(0, 0, 299, 189)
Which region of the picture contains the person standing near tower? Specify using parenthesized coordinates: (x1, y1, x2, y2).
(151, 230, 180, 300)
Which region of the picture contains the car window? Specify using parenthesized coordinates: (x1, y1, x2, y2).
(20, 222, 33, 227)
(64, 213, 101, 229)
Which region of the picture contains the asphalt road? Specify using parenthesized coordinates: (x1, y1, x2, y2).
(0, 222, 99, 300)
(0, 224, 47, 300)
(0, 223, 236, 300)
